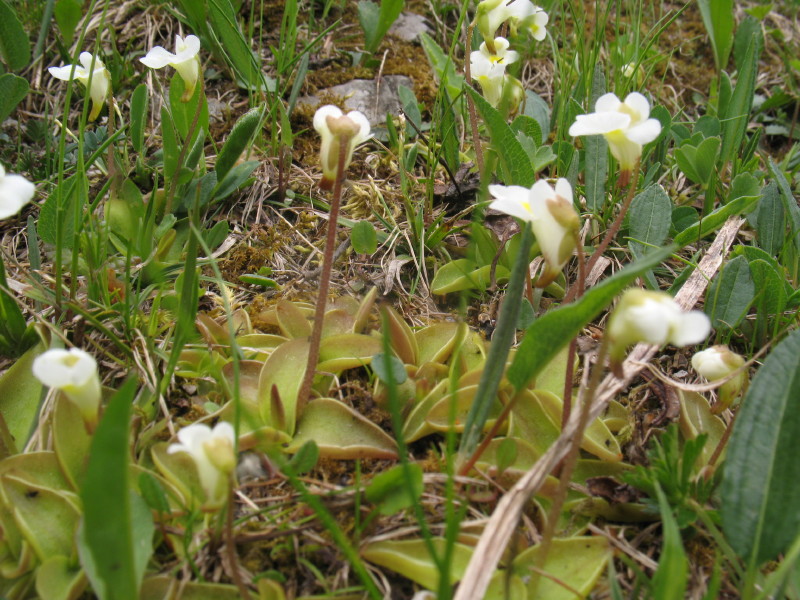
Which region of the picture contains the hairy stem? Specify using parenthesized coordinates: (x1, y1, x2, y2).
(297, 136, 349, 411)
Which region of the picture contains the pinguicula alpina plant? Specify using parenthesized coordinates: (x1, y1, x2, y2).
(32, 348, 103, 431)
(470, 37, 523, 110)
(167, 421, 237, 509)
(569, 92, 662, 184)
(475, 0, 548, 53)
(297, 106, 371, 410)
(140, 34, 202, 102)
(48, 52, 112, 121)
(0, 164, 35, 219)
(607, 289, 712, 371)
(488, 179, 580, 287)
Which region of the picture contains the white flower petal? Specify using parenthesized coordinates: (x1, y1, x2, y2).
(212, 421, 236, 444)
(174, 423, 213, 453)
(313, 105, 343, 134)
(346, 110, 373, 144)
(0, 172, 35, 218)
(569, 111, 630, 136)
(626, 118, 662, 144)
(669, 310, 711, 346)
(554, 177, 572, 201)
(140, 46, 176, 69)
(623, 92, 651, 121)
(173, 34, 201, 63)
(594, 92, 622, 113)
(48, 64, 86, 81)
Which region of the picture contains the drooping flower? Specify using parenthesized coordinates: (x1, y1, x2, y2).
(48, 52, 111, 121)
(33, 348, 102, 430)
(0, 164, 35, 220)
(140, 34, 201, 102)
(470, 37, 522, 108)
(313, 105, 371, 191)
(607, 289, 711, 368)
(168, 421, 236, 508)
(692, 345, 747, 412)
(475, 0, 548, 53)
(569, 92, 662, 177)
(488, 178, 580, 287)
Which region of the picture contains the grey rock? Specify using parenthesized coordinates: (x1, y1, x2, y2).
(388, 12, 431, 42)
(299, 75, 414, 126)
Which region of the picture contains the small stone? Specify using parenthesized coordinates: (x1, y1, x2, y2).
(388, 12, 431, 42)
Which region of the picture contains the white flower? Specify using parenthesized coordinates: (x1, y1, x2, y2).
(470, 37, 519, 107)
(48, 52, 111, 121)
(476, 0, 548, 52)
(607, 289, 711, 365)
(168, 422, 236, 508)
(692, 345, 747, 412)
(569, 92, 662, 173)
(0, 164, 35, 220)
(313, 105, 371, 191)
(692, 346, 744, 381)
(140, 34, 201, 102)
(33, 348, 102, 429)
(488, 178, 579, 287)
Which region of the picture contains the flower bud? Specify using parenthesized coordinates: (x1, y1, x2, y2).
(692, 345, 747, 412)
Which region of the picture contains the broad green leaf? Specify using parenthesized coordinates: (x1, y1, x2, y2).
(284, 440, 319, 475)
(0, 0, 31, 71)
(652, 485, 689, 599)
(365, 463, 423, 515)
(160, 106, 179, 187)
(674, 137, 720, 185)
(697, 0, 734, 72)
(523, 90, 550, 143)
(398, 84, 421, 129)
(722, 329, 800, 563)
(288, 398, 398, 460)
(53, 0, 83, 47)
(372, 352, 408, 385)
(351, 220, 378, 255)
(0, 475, 80, 560)
(507, 245, 676, 391)
(465, 86, 535, 187)
(35, 555, 86, 600)
(704, 255, 754, 331)
(431, 259, 509, 294)
(628, 184, 672, 252)
(257, 338, 309, 434)
(38, 175, 78, 246)
(215, 105, 264, 183)
(584, 134, 608, 212)
(0, 73, 29, 123)
(363, 538, 526, 599)
(0, 342, 44, 452)
(513, 537, 611, 600)
(169, 73, 208, 142)
(213, 160, 258, 201)
(755, 182, 784, 256)
(80, 378, 153, 600)
(52, 397, 91, 490)
(129, 84, 149, 156)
